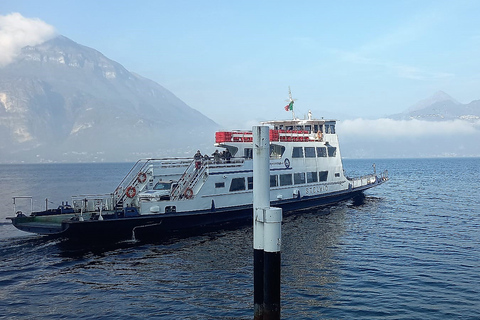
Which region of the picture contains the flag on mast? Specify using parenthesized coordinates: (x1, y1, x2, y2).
(284, 101, 294, 111)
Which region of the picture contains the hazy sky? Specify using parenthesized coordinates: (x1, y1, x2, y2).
(1, 0, 480, 129)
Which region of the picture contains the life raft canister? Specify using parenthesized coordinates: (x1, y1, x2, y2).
(126, 186, 136, 198)
(184, 188, 193, 199)
(137, 172, 147, 183)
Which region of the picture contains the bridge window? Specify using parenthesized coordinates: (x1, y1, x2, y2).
(270, 144, 285, 159)
(316, 147, 327, 157)
(319, 171, 328, 182)
(294, 172, 305, 185)
(307, 171, 318, 183)
(229, 178, 246, 192)
(215, 182, 225, 188)
(305, 147, 315, 158)
(292, 147, 303, 158)
(327, 147, 337, 157)
(325, 124, 336, 134)
(280, 174, 292, 186)
(270, 175, 278, 187)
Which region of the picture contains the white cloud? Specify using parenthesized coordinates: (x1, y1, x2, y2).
(0, 12, 56, 67)
(338, 118, 480, 138)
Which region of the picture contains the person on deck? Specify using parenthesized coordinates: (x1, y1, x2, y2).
(212, 150, 221, 164)
(225, 149, 232, 163)
(194, 150, 202, 169)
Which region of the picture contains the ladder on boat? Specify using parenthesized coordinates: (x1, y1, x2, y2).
(113, 159, 153, 208)
(170, 160, 207, 200)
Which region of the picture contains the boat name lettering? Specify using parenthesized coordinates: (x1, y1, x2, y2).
(305, 185, 328, 195)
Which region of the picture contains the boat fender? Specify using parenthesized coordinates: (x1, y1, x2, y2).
(137, 172, 147, 183)
(184, 188, 194, 199)
(126, 186, 136, 198)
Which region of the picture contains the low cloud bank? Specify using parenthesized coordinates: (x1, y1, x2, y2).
(0, 13, 56, 67)
(338, 118, 480, 138)
(336, 118, 480, 158)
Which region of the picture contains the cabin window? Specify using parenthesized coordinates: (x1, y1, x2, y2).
(307, 171, 318, 183)
(319, 171, 329, 182)
(244, 148, 253, 159)
(229, 178, 246, 192)
(305, 147, 316, 158)
(335, 173, 340, 178)
(296, 125, 303, 131)
(247, 177, 253, 190)
(270, 175, 278, 187)
(215, 182, 225, 188)
(270, 144, 285, 159)
(279, 174, 292, 186)
(327, 147, 337, 157)
(305, 125, 311, 132)
(316, 147, 327, 157)
(294, 172, 305, 185)
(292, 147, 303, 158)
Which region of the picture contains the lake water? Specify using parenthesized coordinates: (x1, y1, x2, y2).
(0, 158, 479, 319)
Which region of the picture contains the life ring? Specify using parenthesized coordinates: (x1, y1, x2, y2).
(284, 158, 290, 168)
(184, 188, 193, 199)
(137, 172, 147, 183)
(126, 186, 136, 198)
(316, 131, 323, 141)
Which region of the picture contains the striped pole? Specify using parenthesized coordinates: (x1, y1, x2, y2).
(253, 126, 282, 320)
(263, 207, 282, 319)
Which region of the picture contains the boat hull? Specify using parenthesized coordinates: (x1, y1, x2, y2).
(9, 183, 377, 242)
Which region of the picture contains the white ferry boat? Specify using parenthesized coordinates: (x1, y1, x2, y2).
(8, 111, 388, 242)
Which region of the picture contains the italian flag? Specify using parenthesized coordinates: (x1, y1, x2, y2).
(284, 101, 294, 111)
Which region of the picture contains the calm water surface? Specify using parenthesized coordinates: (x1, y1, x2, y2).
(0, 158, 479, 319)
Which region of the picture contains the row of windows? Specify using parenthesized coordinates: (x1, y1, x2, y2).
(243, 145, 337, 159)
(222, 171, 332, 192)
(273, 123, 336, 134)
(292, 146, 336, 158)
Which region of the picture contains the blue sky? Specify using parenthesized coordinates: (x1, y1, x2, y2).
(2, 0, 480, 128)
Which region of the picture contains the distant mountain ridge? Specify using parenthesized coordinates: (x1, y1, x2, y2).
(390, 91, 480, 121)
(0, 35, 219, 163)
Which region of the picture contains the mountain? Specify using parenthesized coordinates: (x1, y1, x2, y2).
(389, 91, 480, 121)
(0, 35, 219, 163)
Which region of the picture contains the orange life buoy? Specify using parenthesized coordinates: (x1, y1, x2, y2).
(184, 188, 193, 199)
(126, 186, 136, 198)
(316, 131, 323, 141)
(137, 172, 147, 183)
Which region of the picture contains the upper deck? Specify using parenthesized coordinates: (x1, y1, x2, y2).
(215, 114, 337, 144)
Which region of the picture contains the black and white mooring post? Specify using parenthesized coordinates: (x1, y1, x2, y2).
(253, 125, 282, 320)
